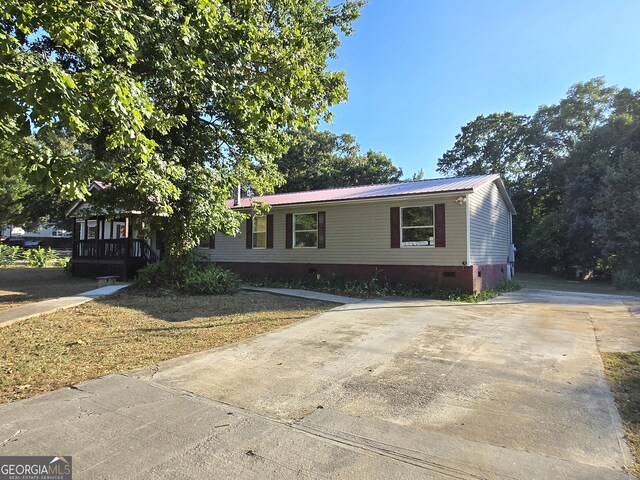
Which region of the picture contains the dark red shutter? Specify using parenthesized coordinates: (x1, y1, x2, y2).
(318, 211, 326, 248)
(390, 207, 400, 248)
(246, 218, 253, 249)
(266, 214, 274, 249)
(209, 234, 215, 249)
(435, 203, 446, 247)
(285, 213, 293, 249)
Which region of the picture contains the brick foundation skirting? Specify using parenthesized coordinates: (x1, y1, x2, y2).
(216, 261, 509, 292)
(473, 264, 509, 291)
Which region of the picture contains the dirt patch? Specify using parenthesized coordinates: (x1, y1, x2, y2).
(602, 351, 640, 476)
(0, 290, 333, 403)
(0, 267, 96, 311)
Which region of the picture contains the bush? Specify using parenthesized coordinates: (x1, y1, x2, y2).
(252, 276, 521, 302)
(134, 252, 240, 295)
(24, 248, 58, 268)
(495, 279, 521, 292)
(0, 245, 22, 265)
(179, 266, 240, 294)
(613, 269, 640, 291)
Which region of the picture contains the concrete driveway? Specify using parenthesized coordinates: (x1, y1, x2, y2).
(1, 289, 637, 479)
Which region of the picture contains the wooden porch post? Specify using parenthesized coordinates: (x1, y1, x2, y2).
(94, 218, 100, 259)
(124, 217, 131, 259)
(72, 218, 77, 258)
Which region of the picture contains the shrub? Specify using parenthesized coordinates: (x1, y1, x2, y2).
(613, 269, 640, 291)
(24, 248, 58, 268)
(179, 266, 240, 294)
(251, 276, 521, 302)
(0, 245, 22, 265)
(134, 252, 240, 295)
(495, 279, 521, 292)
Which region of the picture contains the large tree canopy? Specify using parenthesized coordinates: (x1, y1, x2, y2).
(274, 128, 402, 193)
(0, 0, 361, 255)
(438, 78, 640, 287)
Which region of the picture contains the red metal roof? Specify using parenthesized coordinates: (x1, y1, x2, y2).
(230, 174, 502, 208)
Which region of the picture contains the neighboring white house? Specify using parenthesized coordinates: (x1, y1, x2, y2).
(1, 225, 71, 238)
(200, 174, 516, 292)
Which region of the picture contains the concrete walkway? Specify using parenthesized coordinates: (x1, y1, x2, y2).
(241, 285, 362, 304)
(0, 284, 130, 328)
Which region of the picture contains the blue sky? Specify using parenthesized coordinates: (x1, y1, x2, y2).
(322, 0, 640, 178)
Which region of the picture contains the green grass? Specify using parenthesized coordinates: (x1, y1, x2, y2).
(602, 352, 640, 476)
(517, 272, 640, 296)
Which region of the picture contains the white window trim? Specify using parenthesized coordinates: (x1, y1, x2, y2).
(252, 216, 267, 249)
(292, 213, 319, 249)
(400, 205, 435, 248)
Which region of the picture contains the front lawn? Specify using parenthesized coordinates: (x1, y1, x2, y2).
(0, 290, 333, 403)
(0, 267, 96, 312)
(602, 351, 640, 476)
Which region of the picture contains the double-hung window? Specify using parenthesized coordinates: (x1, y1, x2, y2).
(293, 213, 318, 248)
(252, 216, 267, 248)
(401, 206, 434, 247)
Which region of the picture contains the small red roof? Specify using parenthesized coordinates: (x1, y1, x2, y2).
(229, 174, 503, 208)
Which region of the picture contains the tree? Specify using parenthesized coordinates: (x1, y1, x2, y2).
(0, 176, 74, 234)
(437, 112, 530, 181)
(436, 78, 633, 274)
(0, 176, 31, 232)
(594, 149, 640, 287)
(1, 0, 361, 256)
(275, 128, 401, 192)
(408, 168, 425, 181)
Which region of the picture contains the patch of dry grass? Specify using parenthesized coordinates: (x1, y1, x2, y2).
(0, 267, 96, 311)
(602, 351, 640, 476)
(0, 290, 333, 403)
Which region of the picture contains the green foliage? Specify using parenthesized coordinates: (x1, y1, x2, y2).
(23, 248, 58, 268)
(62, 257, 72, 277)
(251, 277, 521, 302)
(438, 77, 640, 284)
(612, 270, 640, 291)
(275, 128, 402, 193)
(180, 266, 240, 295)
(1, 0, 361, 257)
(134, 252, 239, 295)
(0, 244, 22, 265)
(431, 280, 521, 303)
(0, 176, 31, 229)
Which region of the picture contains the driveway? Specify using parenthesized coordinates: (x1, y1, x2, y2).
(0, 289, 637, 479)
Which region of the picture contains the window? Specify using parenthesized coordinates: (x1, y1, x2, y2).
(199, 233, 215, 249)
(252, 216, 267, 248)
(401, 206, 434, 247)
(293, 213, 318, 248)
(87, 221, 97, 240)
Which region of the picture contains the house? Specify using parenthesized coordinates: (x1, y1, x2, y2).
(1, 225, 71, 238)
(1, 225, 72, 250)
(67, 181, 160, 279)
(200, 174, 516, 292)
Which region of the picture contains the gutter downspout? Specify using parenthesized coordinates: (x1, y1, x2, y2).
(465, 193, 471, 268)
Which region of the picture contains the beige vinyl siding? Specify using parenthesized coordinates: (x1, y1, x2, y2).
(202, 195, 468, 266)
(468, 181, 511, 265)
